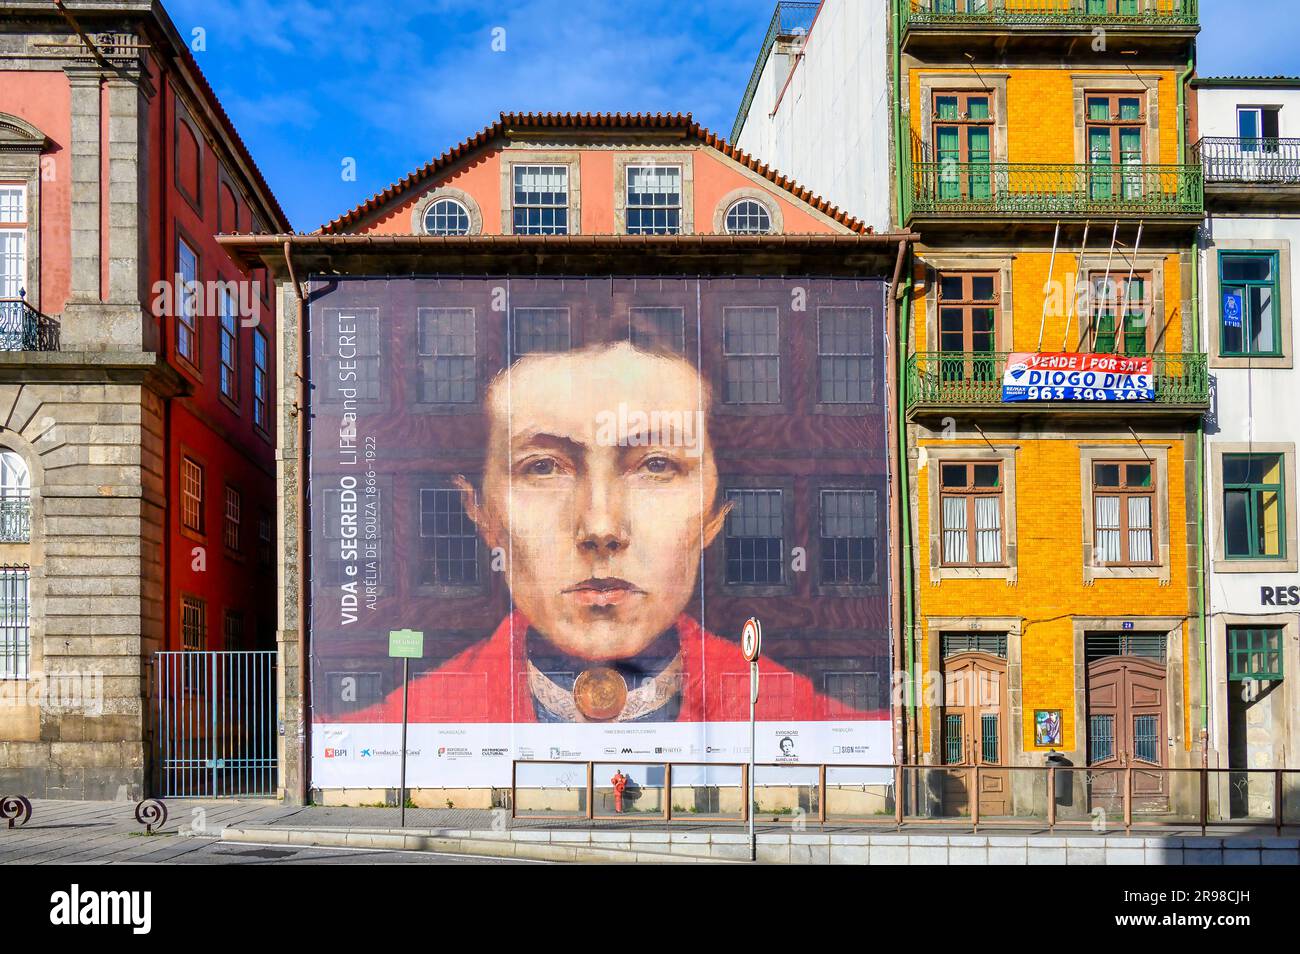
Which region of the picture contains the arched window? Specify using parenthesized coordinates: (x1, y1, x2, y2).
(0, 449, 29, 543)
(724, 198, 773, 235)
(423, 198, 472, 236)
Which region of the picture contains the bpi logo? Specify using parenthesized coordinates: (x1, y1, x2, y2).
(324, 747, 347, 758)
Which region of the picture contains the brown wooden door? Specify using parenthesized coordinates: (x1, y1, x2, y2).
(940, 652, 1010, 817)
(1087, 654, 1167, 812)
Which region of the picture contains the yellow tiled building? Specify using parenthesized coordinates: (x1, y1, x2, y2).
(894, 1, 1206, 816)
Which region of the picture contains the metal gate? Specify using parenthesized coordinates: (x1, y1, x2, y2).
(152, 651, 278, 797)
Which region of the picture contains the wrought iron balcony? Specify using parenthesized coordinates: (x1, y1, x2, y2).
(904, 161, 1203, 219)
(732, 1, 820, 142)
(902, 0, 1198, 29)
(0, 299, 60, 352)
(905, 351, 1209, 413)
(1193, 137, 1300, 185)
(0, 494, 30, 544)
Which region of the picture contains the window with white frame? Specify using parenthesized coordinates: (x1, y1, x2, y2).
(1238, 105, 1281, 153)
(1092, 460, 1156, 566)
(512, 165, 569, 235)
(176, 238, 199, 364)
(0, 565, 30, 678)
(181, 594, 205, 651)
(625, 166, 682, 235)
(0, 185, 27, 299)
(253, 330, 269, 430)
(0, 450, 30, 544)
(181, 456, 204, 535)
(724, 198, 772, 235)
(224, 485, 242, 553)
(423, 197, 472, 236)
(939, 461, 1004, 566)
(219, 287, 238, 402)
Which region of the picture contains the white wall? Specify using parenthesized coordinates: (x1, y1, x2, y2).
(734, 0, 892, 232)
(1198, 85, 1300, 767)
(1198, 86, 1300, 139)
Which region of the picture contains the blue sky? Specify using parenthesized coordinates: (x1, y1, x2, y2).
(165, 0, 1300, 232)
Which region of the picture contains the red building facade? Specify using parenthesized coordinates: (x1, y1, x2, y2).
(0, 1, 287, 799)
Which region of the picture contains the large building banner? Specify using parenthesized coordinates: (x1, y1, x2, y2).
(308, 277, 891, 787)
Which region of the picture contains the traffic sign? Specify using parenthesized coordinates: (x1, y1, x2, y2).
(741, 617, 762, 662)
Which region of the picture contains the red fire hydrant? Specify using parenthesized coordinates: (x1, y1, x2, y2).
(611, 770, 628, 813)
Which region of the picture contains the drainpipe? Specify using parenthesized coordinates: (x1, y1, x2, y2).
(282, 240, 309, 804)
(890, 0, 918, 765)
(1177, 46, 1210, 765)
(887, 238, 908, 770)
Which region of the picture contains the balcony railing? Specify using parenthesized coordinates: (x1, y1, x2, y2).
(0, 493, 30, 544)
(0, 299, 60, 352)
(905, 161, 1203, 218)
(1193, 137, 1300, 185)
(731, 1, 821, 143)
(905, 351, 1208, 411)
(902, 0, 1198, 29)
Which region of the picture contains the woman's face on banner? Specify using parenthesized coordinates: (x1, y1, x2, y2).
(468, 343, 727, 662)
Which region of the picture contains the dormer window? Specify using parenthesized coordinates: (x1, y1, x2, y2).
(724, 198, 773, 235)
(423, 197, 472, 236)
(625, 165, 682, 235)
(513, 165, 569, 235)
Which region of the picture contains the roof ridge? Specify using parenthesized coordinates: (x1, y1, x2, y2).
(317, 112, 869, 235)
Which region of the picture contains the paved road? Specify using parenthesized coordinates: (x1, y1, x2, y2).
(0, 800, 533, 865)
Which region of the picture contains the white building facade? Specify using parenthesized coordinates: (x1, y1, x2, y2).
(731, 0, 892, 232)
(1195, 78, 1300, 810)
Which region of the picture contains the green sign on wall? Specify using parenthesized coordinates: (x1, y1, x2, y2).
(388, 629, 424, 659)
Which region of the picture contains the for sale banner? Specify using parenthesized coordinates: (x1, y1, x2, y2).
(307, 277, 893, 787)
(1001, 351, 1155, 403)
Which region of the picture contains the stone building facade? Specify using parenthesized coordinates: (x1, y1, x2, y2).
(0, 1, 287, 798)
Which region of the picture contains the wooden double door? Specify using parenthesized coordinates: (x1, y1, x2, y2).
(1086, 654, 1168, 811)
(940, 652, 1011, 817)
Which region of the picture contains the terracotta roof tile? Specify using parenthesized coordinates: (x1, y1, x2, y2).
(319, 112, 870, 235)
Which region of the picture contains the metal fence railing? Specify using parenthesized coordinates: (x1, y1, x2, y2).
(511, 761, 1300, 833)
(0, 299, 60, 352)
(905, 350, 1209, 410)
(902, 0, 1198, 29)
(904, 160, 1204, 219)
(0, 565, 29, 680)
(153, 650, 278, 798)
(731, 1, 821, 143)
(0, 493, 30, 543)
(1194, 136, 1300, 185)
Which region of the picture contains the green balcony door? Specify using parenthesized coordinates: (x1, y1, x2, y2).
(934, 93, 992, 202)
(1088, 95, 1145, 201)
(1087, 0, 1141, 14)
(939, 272, 999, 389)
(1091, 272, 1149, 355)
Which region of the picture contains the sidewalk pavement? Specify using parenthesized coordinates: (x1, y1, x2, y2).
(4, 799, 1298, 864)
